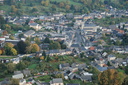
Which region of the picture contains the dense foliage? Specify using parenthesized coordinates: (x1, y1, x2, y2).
(1, 0, 128, 15)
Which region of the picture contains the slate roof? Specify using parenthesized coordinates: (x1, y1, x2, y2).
(52, 78, 63, 83)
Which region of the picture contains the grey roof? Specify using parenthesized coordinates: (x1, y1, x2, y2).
(24, 30, 35, 36)
(84, 24, 97, 27)
(95, 65, 107, 72)
(29, 23, 38, 26)
(81, 75, 92, 81)
(108, 54, 116, 58)
(52, 78, 63, 83)
(66, 84, 80, 85)
(71, 44, 79, 48)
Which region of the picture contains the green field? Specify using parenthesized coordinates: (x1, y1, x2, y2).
(28, 64, 37, 69)
(0, 56, 16, 59)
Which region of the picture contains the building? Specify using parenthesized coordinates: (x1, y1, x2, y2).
(24, 30, 35, 37)
(50, 78, 64, 85)
(0, 0, 4, 4)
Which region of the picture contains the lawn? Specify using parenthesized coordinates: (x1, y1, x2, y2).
(117, 68, 125, 73)
(0, 56, 16, 59)
(28, 64, 37, 69)
(64, 79, 89, 85)
(34, 75, 51, 82)
(51, 0, 81, 5)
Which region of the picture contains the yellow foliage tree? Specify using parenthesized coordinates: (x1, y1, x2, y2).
(31, 43, 40, 53)
(4, 42, 14, 48)
(0, 50, 2, 55)
(98, 69, 125, 85)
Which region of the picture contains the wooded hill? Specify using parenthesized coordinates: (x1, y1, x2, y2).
(0, 0, 128, 15)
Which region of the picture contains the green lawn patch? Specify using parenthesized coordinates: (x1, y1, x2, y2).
(35, 75, 51, 82)
(117, 68, 125, 73)
(28, 64, 37, 69)
(0, 56, 16, 59)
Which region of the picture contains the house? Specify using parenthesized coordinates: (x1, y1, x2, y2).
(24, 30, 35, 37)
(19, 79, 26, 85)
(80, 71, 93, 81)
(108, 54, 116, 61)
(11, 57, 20, 64)
(22, 69, 31, 77)
(0, 79, 10, 85)
(29, 23, 42, 31)
(12, 73, 24, 79)
(59, 63, 70, 70)
(82, 23, 99, 32)
(0, 0, 4, 4)
(50, 78, 64, 85)
(66, 84, 80, 85)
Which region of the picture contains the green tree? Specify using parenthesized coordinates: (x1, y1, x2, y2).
(17, 41, 27, 54)
(122, 76, 128, 85)
(50, 41, 61, 49)
(7, 63, 15, 73)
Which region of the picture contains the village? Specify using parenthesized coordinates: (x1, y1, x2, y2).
(0, 5, 128, 85)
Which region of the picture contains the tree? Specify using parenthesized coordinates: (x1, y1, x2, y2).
(11, 5, 18, 13)
(16, 62, 26, 70)
(2, 30, 8, 35)
(7, 63, 15, 73)
(9, 35, 15, 40)
(44, 37, 50, 43)
(34, 37, 41, 45)
(32, 7, 38, 12)
(10, 48, 17, 55)
(98, 69, 125, 85)
(4, 42, 14, 48)
(42, 51, 46, 57)
(31, 43, 40, 53)
(17, 41, 27, 54)
(10, 78, 19, 85)
(50, 41, 61, 49)
(65, 5, 70, 10)
(59, 2, 65, 8)
(122, 76, 128, 85)
(0, 50, 2, 55)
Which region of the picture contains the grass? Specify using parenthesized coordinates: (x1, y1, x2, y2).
(117, 68, 125, 73)
(34, 75, 51, 82)
(64, 79, 87, 85)
(28, 64, 37, 69)
(51, 0, 81, 5)
(0, 56, 16, 59)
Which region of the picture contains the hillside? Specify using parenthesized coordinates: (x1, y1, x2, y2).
(0, 0, 128, 15)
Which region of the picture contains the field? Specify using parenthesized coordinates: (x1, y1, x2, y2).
(28, 64, 37, 69)
(0, 56, 16, 59)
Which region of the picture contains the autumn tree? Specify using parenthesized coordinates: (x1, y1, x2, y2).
(11, 5, 18, 13)
(0, 50, 2, 55)
(59, 2, 65, 8)
(4, 42, 14, 48)
(31, 43, 40, 53)
(65, 5, 70, 10)
(10, 48, 17, 55)
(98, 69, 125, 85)
(10, 78, 19, 85)
(41, 0, 49, 6)
(34, 37, 41, 45)
(2, 30, 8, 35)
